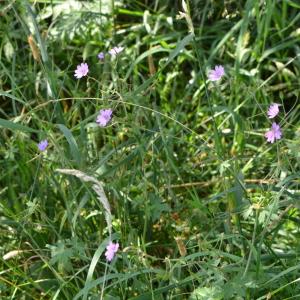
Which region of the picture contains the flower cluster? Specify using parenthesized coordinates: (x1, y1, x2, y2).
(97, 46, 123, 61)
(108, 46, 124, 57)
(207, 65, 283, 144)
(74, 46, 123, 78)
(265, 103, 282, 143)
(73, 46, 124, 127)
(38, 57, 285, 266)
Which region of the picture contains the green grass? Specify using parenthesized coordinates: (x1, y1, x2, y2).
(1, 0, 300, 299)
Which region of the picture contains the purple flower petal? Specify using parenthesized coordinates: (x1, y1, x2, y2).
(208, 65, 225, 81)
(265, 122, 282, 143)
(265, 130, 275, 143)
(109, 46, 124, 56)
(105, 241, 119, 262)
(38, 140, 48, 151)
(98, 52, 105, 60)
(267, 103, 280, 119)
(96, 109, 113, 127)
(74, 63, 89, 79)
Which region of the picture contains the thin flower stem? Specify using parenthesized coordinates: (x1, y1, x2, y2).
(192, 37, 225, 158)
(100, 263, 108, 300)
(243, 208, 258, 277)
(24, 96, 211, 149)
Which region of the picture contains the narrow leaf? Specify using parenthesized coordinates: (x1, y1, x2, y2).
(57, 124, 81, 165)
(0, 118, 38, 133)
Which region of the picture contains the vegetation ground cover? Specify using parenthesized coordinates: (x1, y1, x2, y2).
(1, 0, 300, 299)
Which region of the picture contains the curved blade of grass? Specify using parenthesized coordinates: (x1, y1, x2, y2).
(129, 33, 194, 97)
(285, 0, 300, 9)
(125, 47, 170, 80)
(259, 39, 299, 62)
(56, 168, 112, 237)
(235, 0, 253, 71)
(0, 91, 26, 105)
(257, 277, 300, 300)
(25, 3, 48, 63)
(83, 233, 119, 300)
(261, 264, 300, 287)
(74, 269, 162, 300)
(208, 19, 243, 62)
(57, 124, 81, 165)
(128, 270, 207, 300)
(0, 118, 39, 133)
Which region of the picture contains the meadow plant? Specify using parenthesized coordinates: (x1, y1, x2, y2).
(1, 1, 300, 299)
(56, 169, 113, 237)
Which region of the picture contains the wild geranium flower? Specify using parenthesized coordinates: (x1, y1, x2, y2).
(38, 140, 48, 151)
(98, 52, 105, 60)
(105, 241, 119, 262)
(74, 62, 89, 79)
(265, 122, 282, 143)
(96, 109, 113, 127)
(208, 65, 225, 81)
(109, 46, 124, 56)
(267, 103, 280, 119)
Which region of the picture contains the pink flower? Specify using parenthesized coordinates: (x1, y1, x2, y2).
(109, 46, 124, 56)
(208, 65, 225, 81)
(265, 122, 282, 143)
(267, 103, 280, 119)
(74, 63, 89, 79)
(38, 140, 48, 151)
(96, 109, 113, 127)
(105, 241, 119, 262)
